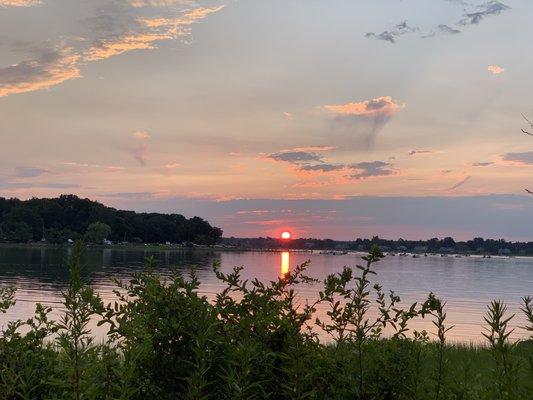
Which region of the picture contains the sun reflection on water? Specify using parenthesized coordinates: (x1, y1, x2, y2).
(280, 251, 290, 277)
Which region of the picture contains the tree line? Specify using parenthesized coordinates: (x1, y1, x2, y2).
(223, 235, 533, 255)
(0, 195, 222, 245)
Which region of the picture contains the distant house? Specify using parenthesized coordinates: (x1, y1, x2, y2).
(103, 239, 112, 245)
(67, 239, 74, 245)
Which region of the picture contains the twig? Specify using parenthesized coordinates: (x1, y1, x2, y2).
(521, 113, 533, 136)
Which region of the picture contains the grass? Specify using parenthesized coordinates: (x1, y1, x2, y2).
(0, 242, 531, 399)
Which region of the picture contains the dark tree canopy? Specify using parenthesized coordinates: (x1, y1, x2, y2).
(223, 235, 533, 255)
(0, 195, 222, 244)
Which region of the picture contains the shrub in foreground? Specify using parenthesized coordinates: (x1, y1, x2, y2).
(0, 242, 532, 399)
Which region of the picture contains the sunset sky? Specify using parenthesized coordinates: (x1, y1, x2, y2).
(2, 0, 533, 240)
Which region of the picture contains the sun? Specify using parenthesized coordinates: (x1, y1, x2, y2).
(281, 231, 291, 240)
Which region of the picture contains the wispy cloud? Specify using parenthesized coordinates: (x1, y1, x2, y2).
(365, 21, 418, 44)
(437, 24, 461, 35)
(501, 151, 533, 165)
(99, 191, 154, 199)
(422, 24, 461, 38)
(0, 47, 80, 98)
(299, 164, 344, 172)
(14, 166, 51, 178)
(0, 5, 224, 98)
(371, 2, 510, 43)
(323, 97, 404, 150)
(132, 130, 150, 166)
(448, 175, 472, 190)
(349, 161, 396, 179)
(268, 150, 323, 164)
(472, 161, 494, 167)
(61, 161, 100, 168)
(408, 149, 435, 156)
(85, 6, 224, 61)
(458, 1, 510, 26)
(164, 162, 182, 169)
(0, 182, 80, 189)
(132, 143, 147, 166)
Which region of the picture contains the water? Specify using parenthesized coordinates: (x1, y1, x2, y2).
(0, 245, 531, 343)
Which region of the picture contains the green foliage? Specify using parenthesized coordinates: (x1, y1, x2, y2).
(0, 220, 33, 243)
(482, 300, 522, 399)
(0, 195, 223, 244)
(420, 292, 454, 400)
(84, 222, 112, 244)
(522, 296, 533, 339)
(0, 244, 531, 399)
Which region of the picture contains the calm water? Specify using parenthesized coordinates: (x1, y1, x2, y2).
(0, 246, 531, 343)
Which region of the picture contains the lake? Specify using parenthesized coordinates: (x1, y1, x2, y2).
(0, 245, 531, 343)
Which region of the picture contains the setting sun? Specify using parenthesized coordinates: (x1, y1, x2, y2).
(280, 231, 291, 240)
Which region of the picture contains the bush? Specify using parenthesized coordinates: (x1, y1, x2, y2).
(0, 243, 531, 399)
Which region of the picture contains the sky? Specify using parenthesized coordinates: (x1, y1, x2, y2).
(1, 0, 533, 240)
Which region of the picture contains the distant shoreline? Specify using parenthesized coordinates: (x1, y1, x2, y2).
(0, 242, 529, 258)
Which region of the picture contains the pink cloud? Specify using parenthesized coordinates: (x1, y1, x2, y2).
(132, 131, 150, 139)
(164, 162, 181, 169)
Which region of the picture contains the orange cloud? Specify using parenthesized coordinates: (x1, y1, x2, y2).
(86, 6, 224, 61)
(0, 0, 40, 6)
(130, 0, 193, 7)
(1, 6, 224, 98)
(324, 96, 404, 117)
(488, 65, 505, 75)
(0, 49, 80, 98)
(291, 146, 336, 152)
